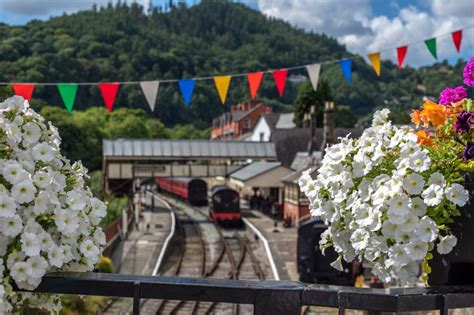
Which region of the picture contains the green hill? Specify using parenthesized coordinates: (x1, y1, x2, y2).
(0, 0, 467, 127)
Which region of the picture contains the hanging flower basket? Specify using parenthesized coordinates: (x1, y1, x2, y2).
(299, 57, 474, 285)
(0, 96, 107, 312)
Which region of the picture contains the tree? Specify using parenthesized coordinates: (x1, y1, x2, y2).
(293, 80, 333, 127)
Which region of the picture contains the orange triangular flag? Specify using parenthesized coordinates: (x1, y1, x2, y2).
(213, 76, 231, 104)
(247, 72, 264, 99)
(368, 52, 381, 76)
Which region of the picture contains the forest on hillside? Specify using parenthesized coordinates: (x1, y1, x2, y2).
(0, 0, 468, 129)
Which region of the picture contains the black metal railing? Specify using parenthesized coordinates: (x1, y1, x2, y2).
(17, 272, 474, 315)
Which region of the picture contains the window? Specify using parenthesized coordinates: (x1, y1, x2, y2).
(259, 132, 265, 141)
(243, 118, 251, 129)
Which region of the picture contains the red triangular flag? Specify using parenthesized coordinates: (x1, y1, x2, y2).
(247, 72, 264, 99)
(99, 83, 119, 112)
(397, 46, 408, 70)
(452, 30, 462, 53)
(272, 69, 288, 97)
(12, 83, 35, 101)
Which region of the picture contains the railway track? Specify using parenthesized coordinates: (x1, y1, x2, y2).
(145, 194, 267, 315)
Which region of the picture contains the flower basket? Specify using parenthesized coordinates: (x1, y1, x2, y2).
(299, 58, 474, 285)
(429, 172, 474, 285)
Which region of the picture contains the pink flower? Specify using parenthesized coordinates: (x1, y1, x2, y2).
(439, 86, 467, 105)
(463, 57, 474, 86)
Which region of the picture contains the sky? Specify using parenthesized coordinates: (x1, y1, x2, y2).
(0, 0, 472, 67)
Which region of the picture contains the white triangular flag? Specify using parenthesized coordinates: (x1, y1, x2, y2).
(140, 81, 159, 111)
(306, 64, 321, 91)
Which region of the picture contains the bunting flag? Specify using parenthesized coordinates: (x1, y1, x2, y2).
(140, 81, 159, 111)
(425, 38, 437, 59)
(272, 69, 288, 97)
(306, 64, 321, 91)
(397, 46, 408, 70)
(99, 83, 119, 112)
(247, 72, 264, 99)
(57, 84, 78, 114)
(452, 30, 462, 52)
(368, 52, 381, 76)
(12, 83, 35, 101)
(213, 76, 231, 104)
(340, 59, 352, 83)
(178, 79, 196, 107)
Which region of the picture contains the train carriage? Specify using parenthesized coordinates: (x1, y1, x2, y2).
(209, 186, 241, 222)
(156, 177, 208, 205)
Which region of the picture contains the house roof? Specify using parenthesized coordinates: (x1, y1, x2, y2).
(290, 151, 322, 171)
(103, 139, 277, 160)
(230, 162, 282, 182)
(261, 113, 280, 129)
(275, 113, 296, 129)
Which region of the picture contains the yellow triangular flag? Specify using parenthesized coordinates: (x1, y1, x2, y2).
(368, 52, 381, 76)
(213, 75, 231, 104)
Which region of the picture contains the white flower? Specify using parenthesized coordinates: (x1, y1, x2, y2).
(32, 142, 57, 162)
(414, 216, 439, 243)
(422, 184, 444, 206)
(381, 220, 398, 238)
(66, 189, 88, 211)
(0, 235, 9, 256)
(10, 261, 31, 283)
(33, 171, 52, 189)
(445, 183, 469, 207)
(402, 173, 425, 195)
(7, 251, 26, 269)
(38, 231, 53, 251)
(330, 256, 344, 271)
(54, 208, 79, 235)
(79, 239, 100, 260)
(388, 195, 411, 216)
(0, 193, 17, 217)
(437, 235, 457, 255)
(372, 108, 390, 127)
(2, 161, 28, 184)
(428, 172, 446, 188)
(22, 122, 41, 144)
(27, 256, 48, 279)
(408, 151, 431, 172)
(0, 215, 23, 237)
(48, 245, 65, 268)
(386, 244, 410, 267)
(93, 229, 106, 246)
(11, 180, 37, 204)
(21, 232, 41, 257)
(411, 197, 427, 216)
(405, 239, 429, 260)
(350, 229, 369, 252)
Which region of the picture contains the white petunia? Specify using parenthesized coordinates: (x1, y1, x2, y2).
(0, 215, 23, 237)
(20, 232, 41, 257)
(26, 256, 48, 279)
(32, 142, 57, 162)
(22, 122, 41, 144)
(372, 108, 390, 127)
(7, 251, 26, 269)
(0, 193, 17, 217)
(79, 239, 100, 260)
(2, 161, 28, 184)
(330, 256, 344, 271)
(48, 245, 65, 268)
(405, 239, 429, 260)
(11, 180, 37, 204)
(402, 173, 425, 195)
(350, 229, 370, 252)
(414, 216, 439, 243)
(54, 208, 79, 235)
(386, 244, 410, 267)
(66, 189, 88, 211)
(408, 151, 431, 172)
(388, 195, 411, 216)
(93, 229, 106, 246)
(445, 183, 469, 207)
(10, 261, 31, 283)
(428, 172, 446, 188)
(422, 184, 444, 207)
(38, 231, 53, 251)
(411, 197, 427, 216)
(437, 235, 457, 255)
(33, 171, 52, 189)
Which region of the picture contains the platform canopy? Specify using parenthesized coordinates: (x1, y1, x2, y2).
(103, 139, 276, 160)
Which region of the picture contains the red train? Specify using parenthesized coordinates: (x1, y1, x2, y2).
(156, 177, 208, 205)
(209, 185, 241, 222)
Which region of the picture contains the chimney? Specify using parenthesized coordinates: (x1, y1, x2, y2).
(320, 101, 336, 154)
(307, 105, 318, 154)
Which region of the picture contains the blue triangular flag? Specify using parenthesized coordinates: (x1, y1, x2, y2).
(178, 79, 195, 107)
(339, 59, 352, 83)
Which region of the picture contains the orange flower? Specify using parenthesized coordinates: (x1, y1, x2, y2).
(414, 130, 434, 147)
(411, 109, 422, 127)
(420, 100, 447, 127)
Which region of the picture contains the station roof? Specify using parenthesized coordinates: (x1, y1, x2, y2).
(229, 162, 282, 181)
(103, 139, 277, 160)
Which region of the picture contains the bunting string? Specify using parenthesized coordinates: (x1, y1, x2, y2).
(0, 25, 472, 112)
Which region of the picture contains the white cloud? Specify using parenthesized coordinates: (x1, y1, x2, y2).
(258, 0, 474, 66)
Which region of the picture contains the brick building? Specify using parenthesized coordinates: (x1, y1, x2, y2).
(211, 100, 272, 140)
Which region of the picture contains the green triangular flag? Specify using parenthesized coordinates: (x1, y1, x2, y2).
(424, 38, 437, 59)
(57, 84, 78, 114)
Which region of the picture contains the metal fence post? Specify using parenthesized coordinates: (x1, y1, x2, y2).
(253, 289, 302, 315)
(133, 281, 141, 315)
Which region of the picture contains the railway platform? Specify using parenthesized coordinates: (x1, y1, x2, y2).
(241, 208, 298, 281)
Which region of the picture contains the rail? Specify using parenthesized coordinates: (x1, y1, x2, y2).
(18, 272, 474, 315)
